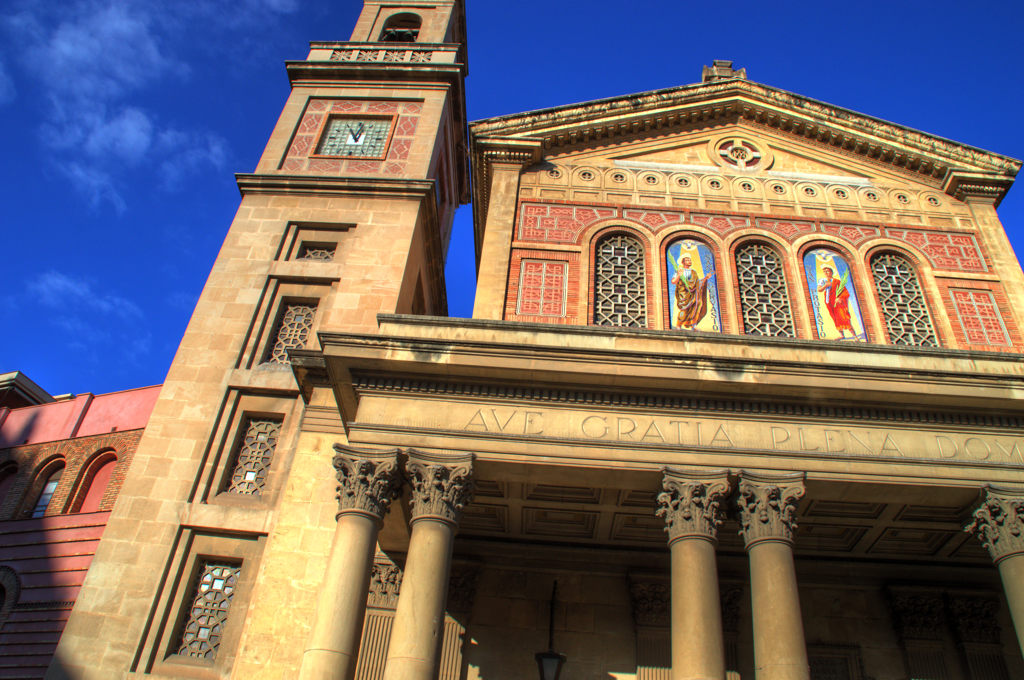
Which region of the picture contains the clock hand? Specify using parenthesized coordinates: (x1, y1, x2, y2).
(348, 122, 365, 143)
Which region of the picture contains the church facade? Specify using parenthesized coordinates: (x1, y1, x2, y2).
(48, 2, 1024, 680)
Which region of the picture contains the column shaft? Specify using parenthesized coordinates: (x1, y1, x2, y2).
(382, 519, 455, 680)
(999, 555, 1024, 653)
(670, 537, 725, 680)
(748, 541, 809, 680)
(299, 513, 380, 680)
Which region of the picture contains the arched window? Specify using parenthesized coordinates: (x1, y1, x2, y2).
(803, 248, 867, 342)
(31, 465, 64, 518)
(594, 234, 646, 327)
(0, 465, 16, 508)
(78, 456, 117, 513)
(735, 243, 794, 337)
(379, 13, 421, 42)
(870, 253, 938, 347)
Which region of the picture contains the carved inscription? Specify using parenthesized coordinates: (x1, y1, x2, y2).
(454, 406, 1024, 466)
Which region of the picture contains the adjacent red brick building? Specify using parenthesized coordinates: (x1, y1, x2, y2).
(0, 375, 160, 680)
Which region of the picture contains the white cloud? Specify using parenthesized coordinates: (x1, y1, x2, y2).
(0, 59, 14, 105)
(4, 0, 241, 209)
(28, 270, 143, 320)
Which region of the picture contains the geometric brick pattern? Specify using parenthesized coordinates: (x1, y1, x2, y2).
(820, 223, 880, 245)
(689, 214, 750, 236)
(518, 203, 616, 243)
(755, 219, 816, 242)
(950, 289, 1010, 346)
(281, 99, 421, 175)
(516, 260, 567, 317)
(885, 229, 987, 272)
(621, 209, 686, 230)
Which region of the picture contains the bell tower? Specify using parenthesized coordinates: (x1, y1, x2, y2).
(48, 3, 469, 679)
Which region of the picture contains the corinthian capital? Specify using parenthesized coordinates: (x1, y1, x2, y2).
(332, 444, 403, 522)
(406, 449, 474, 525)
(735, 470, 805, 548)
(965, 486, 1024, 564)
(656, 467, 730, 543)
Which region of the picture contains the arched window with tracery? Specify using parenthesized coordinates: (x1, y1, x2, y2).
(31, 464, 64, 519)
(870, 252, 938, 347)
(735, 243, 795, 337)
(594, 233, 647, 327)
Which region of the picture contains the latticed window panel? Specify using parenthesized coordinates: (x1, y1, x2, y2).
(298, 244, 335, 261)
(176, 562, 241, 661)
(735, 244, 795, 337)
(517, 260, 567, 317)
(951, 289, 1010, 346)
(870, 254, 939, 347)
(226, 419, 281, 495)
(265, 303, 317, 364)
(594, 235, 647, 327)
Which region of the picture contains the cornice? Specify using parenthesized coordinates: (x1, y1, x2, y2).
(235, 174, 435, 198)
(468, 80, 1020, 182)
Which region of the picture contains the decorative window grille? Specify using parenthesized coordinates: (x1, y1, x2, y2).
(225, 419, 281, 496)
(176, 562, 241, 661)
(298, 244, 335, 261)
(735, 244, 794, 337)
(265, 303, 317, 365)
(594, 234, 646, 327)
(870, 254, 938, 347)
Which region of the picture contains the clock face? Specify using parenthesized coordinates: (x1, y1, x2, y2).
(315, 116, 393, 158)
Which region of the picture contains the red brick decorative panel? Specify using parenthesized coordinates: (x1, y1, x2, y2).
(517, 203, 617, 243)
(885, 229, 987, 272)
(689, 214, 750, 236)
(755, 219, 816, 242)
(516, 260, 568, 317)
(281, 98, 422, 175)
(820, 224, 881, 245)
(505, 249, 580, 324)
(621, 210, 686, 231)
(950, 289, 1010, 346)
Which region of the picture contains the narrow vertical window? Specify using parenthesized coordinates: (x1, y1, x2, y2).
(265, 302, 318, 365)
(79, 457, 117, 513)
(870, 253, 938, 347)
(735, 243, 794, 337)
(31, 466, 63, 518)
(594, 234, 647, 327)
(225, 418, 281, 496)
(176, 562, 241, 661)
(0, 466, 17, 508)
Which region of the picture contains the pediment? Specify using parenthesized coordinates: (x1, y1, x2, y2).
(470, 79, 1019, 205)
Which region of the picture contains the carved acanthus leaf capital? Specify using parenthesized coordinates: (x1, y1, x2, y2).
(948, 595, 1002, 645)
(965, 487, 1024, 563)
(735, 471, 805, 548)
(368, 561, 403, 610)
(628, 579, 670, 628)
(656, 467, 730, 542)
(406, 449, 474, 525)
(332, 445, 403, 521)
(886, 589, 944, 642)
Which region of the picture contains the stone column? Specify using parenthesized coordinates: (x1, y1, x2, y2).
(656, 467, 731, 680)
(299, 445, 403, 680)
(382, 449, 473, 680)
(965, 485, 1024, 654)
(735, 471, 808, 680)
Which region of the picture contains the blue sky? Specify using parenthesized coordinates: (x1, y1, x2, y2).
(2, 0, 1022, 397)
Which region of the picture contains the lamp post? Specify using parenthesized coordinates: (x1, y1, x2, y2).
(535, 580, 566, 680)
